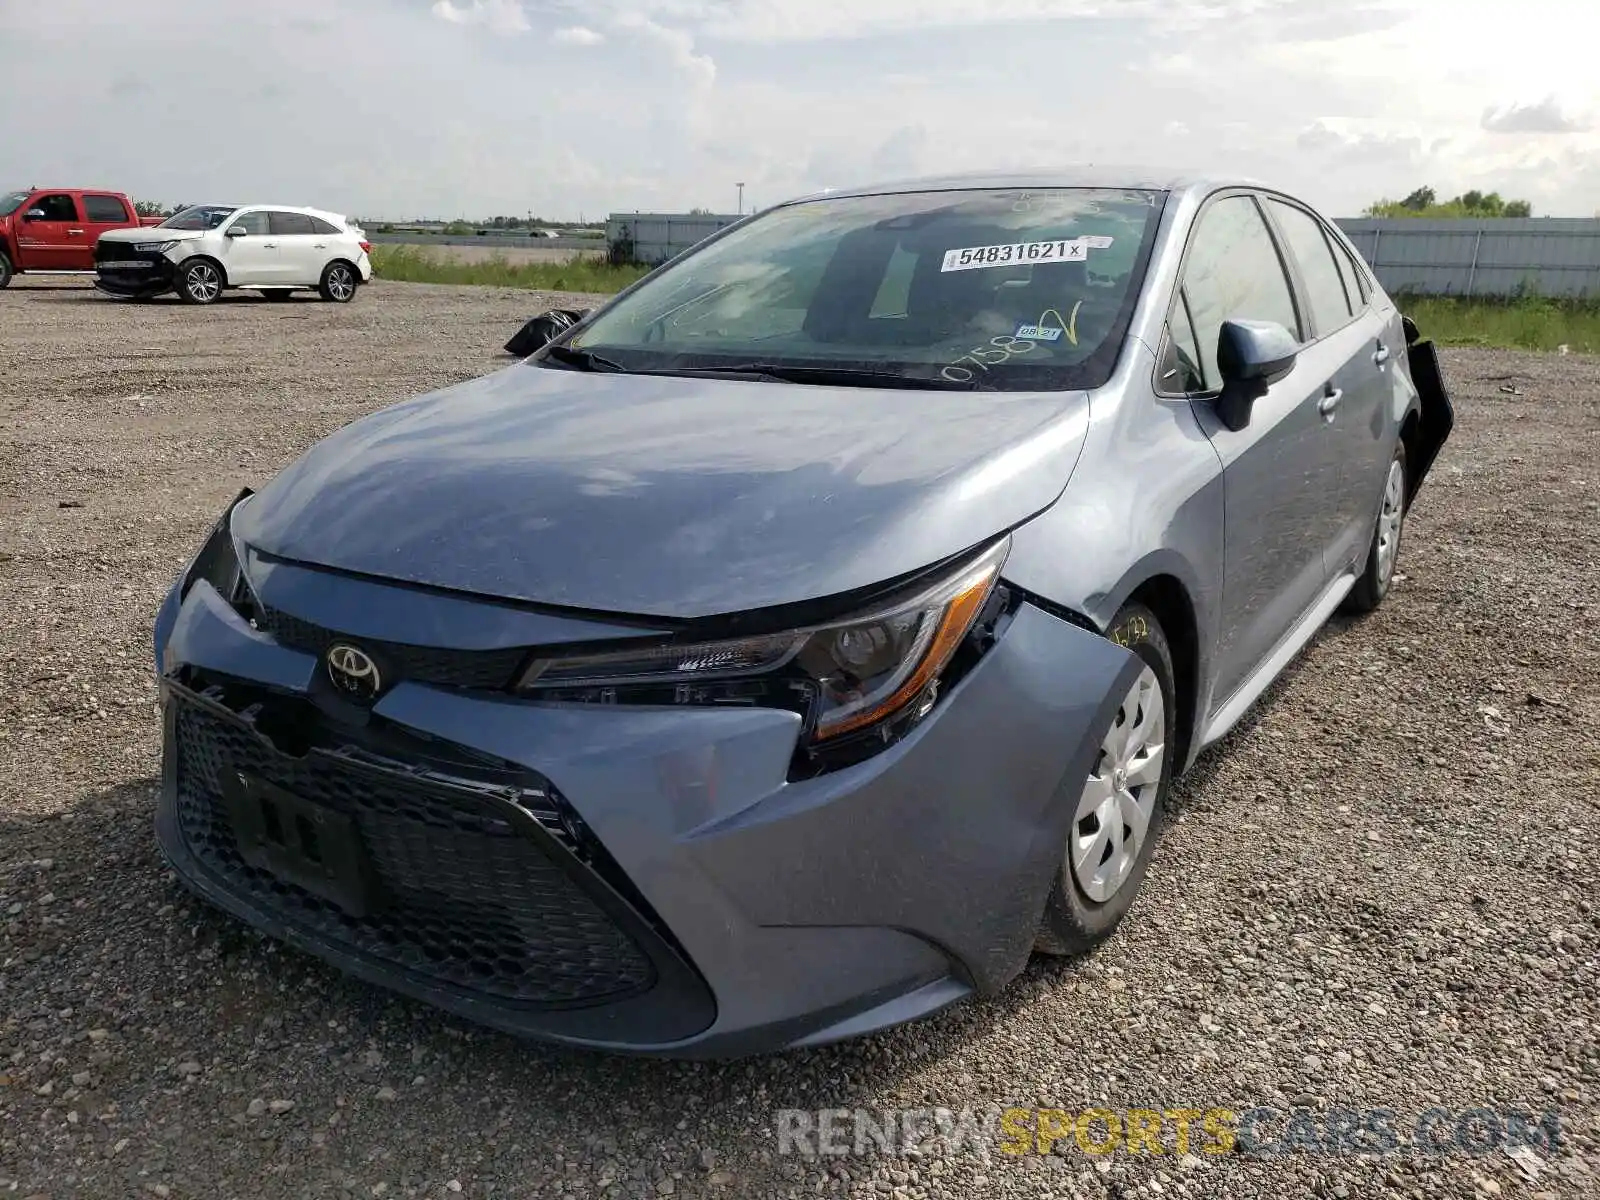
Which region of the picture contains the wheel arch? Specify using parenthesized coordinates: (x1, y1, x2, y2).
(178, 253, 230, 287)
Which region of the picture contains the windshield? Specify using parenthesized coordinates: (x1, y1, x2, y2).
(159, 205, 237, 231)
(0, 190, 31, 216)
(565, 188, 1164, 390)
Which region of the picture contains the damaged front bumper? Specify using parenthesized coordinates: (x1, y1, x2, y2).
(151, 541, 1139, 1056)
(94, 248, 177, 297)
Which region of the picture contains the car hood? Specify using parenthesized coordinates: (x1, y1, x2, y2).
(233, 364, 1092, 619)
(98, 227, 203, 243)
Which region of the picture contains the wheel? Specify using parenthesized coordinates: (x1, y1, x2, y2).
(319, 261, 357, 303)
(262, 290, 295, 302)
(1341, 440, 1407, 615)
(1035, 602, 1175, 956)
(0, 252, 12, 289)
(178, 259, 223, 305)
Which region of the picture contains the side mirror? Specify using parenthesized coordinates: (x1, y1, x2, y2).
(504, 307, 587, 357)
(1214, 318, 1299, 432)
(225, 224, 248, 238)
(24, 208, 47, 221)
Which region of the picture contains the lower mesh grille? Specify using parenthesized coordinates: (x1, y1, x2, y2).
(172, 696, 656, 1006)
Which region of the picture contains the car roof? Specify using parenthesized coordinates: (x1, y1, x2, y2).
(779, 166, 1278, 206)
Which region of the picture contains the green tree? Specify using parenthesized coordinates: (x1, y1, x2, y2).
(1365, 188, 1536, 219)
(133, 199, 166, 217)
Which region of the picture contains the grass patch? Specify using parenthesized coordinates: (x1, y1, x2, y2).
(369, 245, 651, 294)
(1402, 296, 1600, 353)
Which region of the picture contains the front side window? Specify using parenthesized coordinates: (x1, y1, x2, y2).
(83, 194, 130, 223)
(1265, 198, 1353, 334)
(567, 188, 1166, 391)
(270, 211, 316, 236)
(26, 194, 78, 221)
(228, 210, 271, 236)
(160, 205, 237, 231)
(1180, 195, 1302, 390)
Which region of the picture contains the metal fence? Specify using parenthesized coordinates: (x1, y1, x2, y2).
(1335, 218, 1600, 298)
(606, 209, 1600, 298)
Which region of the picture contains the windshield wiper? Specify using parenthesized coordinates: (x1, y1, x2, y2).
(660, 363, 992, 390)
(540, 343, 629, 373)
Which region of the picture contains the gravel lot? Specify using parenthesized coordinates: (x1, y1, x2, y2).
(2, 277, 1597, 1200)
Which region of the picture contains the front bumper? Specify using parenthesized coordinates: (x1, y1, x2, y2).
(94, 246, 176, 296)
(153, 558, 1138, 1056)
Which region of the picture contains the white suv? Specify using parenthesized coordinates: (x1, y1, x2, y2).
(94, 204, 374, 305)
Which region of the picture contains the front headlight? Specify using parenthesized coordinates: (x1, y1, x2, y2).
(134, 241, 179, 253)
(519, 538, 1009, 743)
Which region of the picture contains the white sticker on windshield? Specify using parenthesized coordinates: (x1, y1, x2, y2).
(1083, 235, 1115, 248)
(1015, 322, 1064, 342)
(941, 239, 1088, 272)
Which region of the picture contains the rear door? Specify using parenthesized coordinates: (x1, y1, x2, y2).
(1159, 192, 1344, 706)
(79, 193, 135, 269)
(12, 192, 81, 270)
(268, 210, 323, 284)
(1260, 196, 1394, 577)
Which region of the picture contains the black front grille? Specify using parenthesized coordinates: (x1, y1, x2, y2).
(254, 604, 528, 691)
(172, 695, 657, 1006)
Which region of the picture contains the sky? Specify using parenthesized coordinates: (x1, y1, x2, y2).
(2, 0, 1597, 223)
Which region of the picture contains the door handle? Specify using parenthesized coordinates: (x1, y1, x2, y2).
(263, 242, 278, 248)
(1318, 387, 1343, 417)
(68, 229, 84, 236)
(1374, 343, 1391, 367)
(313, 243, 326, 249)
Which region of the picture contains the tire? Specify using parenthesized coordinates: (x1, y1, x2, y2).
(1035, 602, 1176, 956)
(319, 260, 357, 303)
(1341, 440, 1407, 615)
(177, 258, 223, 305)
(0, 252, 12, 289)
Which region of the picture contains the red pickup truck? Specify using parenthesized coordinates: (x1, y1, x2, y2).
(0, 187, 164, 287)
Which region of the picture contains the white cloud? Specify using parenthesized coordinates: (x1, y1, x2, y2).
(1482, 97, 1593, 135)
(429, 0, 530, 35)
(3, 0, 1599, 221)
(553, 26, 605, 46)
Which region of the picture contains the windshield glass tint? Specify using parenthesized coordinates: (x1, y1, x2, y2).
(571, 188, 1164, 390)
(0, 191, 31, 216)
(159, 205, 237, 231)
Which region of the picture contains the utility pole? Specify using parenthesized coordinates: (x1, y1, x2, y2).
(736, 182, 745, 215)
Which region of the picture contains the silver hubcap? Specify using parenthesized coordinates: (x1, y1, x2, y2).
(187, 264, 220, 302)
(328, 268, 353, 300)
(1071, 663, 1165, 903)
(1376, 458, 1405, 584)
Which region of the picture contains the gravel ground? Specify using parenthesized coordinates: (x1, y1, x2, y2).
(1, 277, 1596, 1200)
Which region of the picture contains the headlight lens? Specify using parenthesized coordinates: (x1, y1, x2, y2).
(519, 538, 1009, 741)
(134, 241, 178, 253)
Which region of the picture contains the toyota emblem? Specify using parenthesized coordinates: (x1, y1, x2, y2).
(326, 643, 382, 701)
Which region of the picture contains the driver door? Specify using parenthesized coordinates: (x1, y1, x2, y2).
(14, 193, 82, 270)
(219, 210, 276, 284)
(1158, 192, 1345, 706)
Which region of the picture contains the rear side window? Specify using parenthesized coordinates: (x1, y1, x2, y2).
(309, 216, 341, 235)
(1265, 198, 1354, 334)
(27, 194, 78, 221)
(1179, 195, 1302, 390)
(269, 211, 316, 236)
(83, 195, 130, 223)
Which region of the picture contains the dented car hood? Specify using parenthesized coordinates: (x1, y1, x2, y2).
(233, 363, 1092, 619)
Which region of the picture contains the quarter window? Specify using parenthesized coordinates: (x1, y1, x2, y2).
(1265, 198, 1353, 334)
(308, 216, 341, 235)
(1179, 195, 1302, 391)
(83, 195, 130, 223)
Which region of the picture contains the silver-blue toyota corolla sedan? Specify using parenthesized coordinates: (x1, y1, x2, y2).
(153, 169, 1453, 1057)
